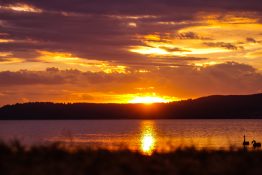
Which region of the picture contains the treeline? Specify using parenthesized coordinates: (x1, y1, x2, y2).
(0, 93, 262, 119)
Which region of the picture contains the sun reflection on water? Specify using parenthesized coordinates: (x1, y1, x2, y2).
(140, 121, 156, 155)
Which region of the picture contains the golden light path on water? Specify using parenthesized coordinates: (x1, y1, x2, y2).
(47, 120, 236, 154)
(140, 121, 156, 155)
(47, 120, 159, 155)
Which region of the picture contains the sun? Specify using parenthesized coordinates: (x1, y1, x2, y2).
(129, 96, 169, 104)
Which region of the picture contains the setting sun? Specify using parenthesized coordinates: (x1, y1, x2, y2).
(129, 96, 170, 104)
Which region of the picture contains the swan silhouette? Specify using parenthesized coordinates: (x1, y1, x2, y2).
(243, 135, 249, 146)
(252, 140, 261, 148)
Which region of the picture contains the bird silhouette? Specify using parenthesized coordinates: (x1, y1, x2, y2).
(252, 140, 261, 149)
(243, 135, 249, 146)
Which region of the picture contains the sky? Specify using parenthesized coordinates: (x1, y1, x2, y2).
(0, 0, 262, 105)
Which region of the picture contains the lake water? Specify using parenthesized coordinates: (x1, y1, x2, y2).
(0, 120, 262, 154)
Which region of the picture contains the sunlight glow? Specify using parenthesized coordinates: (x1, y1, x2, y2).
(194, 61, 220, 67)
(0, 39, 14, 43)
(128, 22, 137, 27)
(129, 46, 169, 55)
(129, 96, 170, 104)
(0, 3, 42, 13)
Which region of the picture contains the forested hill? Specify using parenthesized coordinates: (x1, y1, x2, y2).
(0, 93, 262, 119)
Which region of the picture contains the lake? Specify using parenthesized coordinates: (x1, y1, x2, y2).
(0, 120, 262, 154)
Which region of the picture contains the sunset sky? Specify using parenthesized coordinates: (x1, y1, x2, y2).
(0, 0, 262, 105)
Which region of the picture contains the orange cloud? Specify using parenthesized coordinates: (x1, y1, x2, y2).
(36, 50, 127, 73)
(0, 3, 42, 13)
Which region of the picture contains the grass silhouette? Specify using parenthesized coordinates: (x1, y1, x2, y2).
(1, 141, 262, 175)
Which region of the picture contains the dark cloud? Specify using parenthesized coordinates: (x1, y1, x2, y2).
(203, 42, 242, 50)
(175, 32, 212, 40)
(0, 0, 261, 67)
(0, 70, 68, 85)
(1, 0, 262, 15)
(246, 37, 257, 43)
(0, 58, 10, 62)
(159, 46, 191, 52)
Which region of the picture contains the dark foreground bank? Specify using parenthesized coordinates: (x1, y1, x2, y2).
(1, 142, 262, 175)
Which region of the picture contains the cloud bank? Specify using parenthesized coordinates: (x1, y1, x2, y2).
(0, 0, 261, 105)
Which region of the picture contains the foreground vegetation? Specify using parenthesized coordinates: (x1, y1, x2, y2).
(1, 142, 262, 175)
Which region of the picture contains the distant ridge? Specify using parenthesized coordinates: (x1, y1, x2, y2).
(0, 93, 262, 119)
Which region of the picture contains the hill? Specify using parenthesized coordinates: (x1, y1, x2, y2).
(0, 94, 261, 119)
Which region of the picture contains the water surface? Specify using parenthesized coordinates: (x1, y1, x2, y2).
(0, 120, 262, 154)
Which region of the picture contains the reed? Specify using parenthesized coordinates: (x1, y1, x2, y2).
(1, 141, 262, 175)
